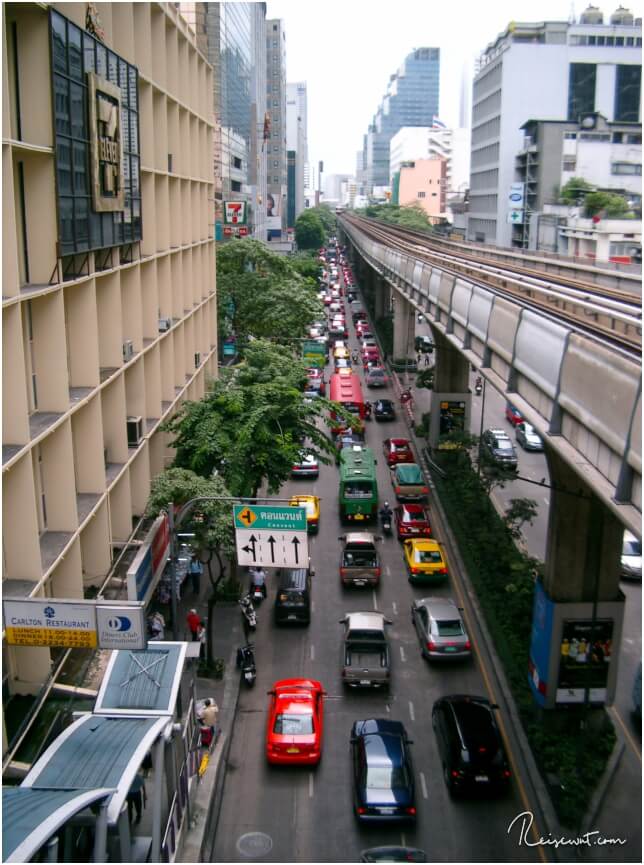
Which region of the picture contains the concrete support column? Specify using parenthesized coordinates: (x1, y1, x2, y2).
(374, 274, 385, 319)
(428, 330, 472, 447)
(431, 331, 470, 393)
(543, 452, 624, 602)
(392, 293, 414, 360)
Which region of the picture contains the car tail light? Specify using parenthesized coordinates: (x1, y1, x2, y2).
(438, 567, 448, 574)
(427, 640, 437, 651)
(357, 807, 367, 815)
(451, 769, 464, 778)
(421, 486, 429, 494)
(503, 769, 511, 778)
(411, 567, 420, 574)
(340, 568, 347, 576)
(464, 640, 471, 650)
(375, 568, 381, 576)
(405, 806, 416, 816)
(395, 486, 401, 494)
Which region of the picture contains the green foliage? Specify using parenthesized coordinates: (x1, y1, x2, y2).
(583, 190, 630, 217)
(560, 176, 595, 203)
(504, 497, 539, 540)
(289, 251, 322, 282)
(163, 339, 338, 498)
(216, 238, 323, 346)
(306, 204, 336, 233)
(429, 450, 616, 828)
(294, 210, 326, 249)
(360, 203, 434, 233)
(415, 367, 434, 390)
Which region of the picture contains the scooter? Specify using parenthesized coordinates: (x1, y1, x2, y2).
(239, 595, 257, 631)
(248, 568, 267, 606)
(379, 508, 393, 537)
(236, 643, 256, 687)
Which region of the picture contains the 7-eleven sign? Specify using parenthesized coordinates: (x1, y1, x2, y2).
(224, 200, 247, 225)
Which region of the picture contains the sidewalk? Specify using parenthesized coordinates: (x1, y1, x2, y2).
(390, 366, 642, 862)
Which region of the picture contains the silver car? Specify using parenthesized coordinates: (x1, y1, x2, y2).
(621, 531, 642, 581)
(515, 422, 544, 451)
(411, 598, 471, 660)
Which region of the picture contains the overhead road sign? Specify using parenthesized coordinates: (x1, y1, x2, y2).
(233, 504, 309, 567)
(234, 505, 307, 532)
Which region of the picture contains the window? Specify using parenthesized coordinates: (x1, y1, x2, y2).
(564, 132, 577, 140)
(232, 156, 242, 170)
(231, 180, 241, 191)
(612, 163, 641, 176)
(273, 145, 279, 152)
(272, 100, 278, 106)
(568, 63, 596, 120)
(273, 23, 277, 31)
(562, 157, 576, 171)
(612, 132, 625, 143)
(615, 65, 641, 123)
(417, 191, 426, 198)
(273, 160, 279, 167)
(273, 176, 279, 183)
(627, 134, 642, 144)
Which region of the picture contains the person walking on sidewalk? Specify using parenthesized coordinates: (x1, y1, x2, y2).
(189, 555, 203, 595)
(187, 608, 202, 641)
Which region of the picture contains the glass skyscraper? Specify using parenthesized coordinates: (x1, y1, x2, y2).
(363, 48, 440, 191)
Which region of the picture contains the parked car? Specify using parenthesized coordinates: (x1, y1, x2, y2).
(351, 719, 416, 822)
(414, 335, 434, 354)
(289, 494, 320, 534)
(266, 678, 325, 765)
(411, 598, 471, 660)
(394, 504, 431, 541)
(291, 451, 319, 478)
(432, 695, 511, 795)
(515, 422, 543, 451)
(340, 611, 391, 689)
(481, 429, 518, 469)
(391, 463, 428, 501)
(339, 532, 381, 587)
(621, 531, 642, 581)
(505, 402, 523, 426)
(366, 367, 388, 388)
(383, 438, 414, 468)
(403, 538, 448, 584)
(374, 399, 396, 421)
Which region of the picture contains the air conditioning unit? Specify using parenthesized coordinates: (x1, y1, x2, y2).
(126, 416, 143, 448)
(123, 339, 134, 362)
(158, 317, 172, 332)
(194, 352, 201, 368)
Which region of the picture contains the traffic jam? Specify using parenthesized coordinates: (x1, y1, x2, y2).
(217, 238, 534, 865)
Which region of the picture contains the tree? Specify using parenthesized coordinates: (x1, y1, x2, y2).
(415, 367, 434, 390)
(306, 204, 336, 234)
(583, 191, 630, 218)
(146, 468, 236, 663)
(294, 210, 326, 249)
(560, 177, 595, 204)
(503, 498, 539, 541)
(163, 339, 339, 498)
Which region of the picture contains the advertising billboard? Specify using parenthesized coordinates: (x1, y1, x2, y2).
(556, 618, 614, 704)
(266, 191, 282, 230)
(127, 514, 170, 604)
(224, 201, 247, 225)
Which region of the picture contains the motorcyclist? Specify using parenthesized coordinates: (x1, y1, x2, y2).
(351, 349, 359, 363)
(249, 566, 267, 598)
(379, 501, 393, 524)
(475, 376, 482, 389)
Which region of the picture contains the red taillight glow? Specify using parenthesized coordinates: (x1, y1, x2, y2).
(421, 486, 429, 494)
(438, 567, 448, 574)
(464, 640, 471, 649)
(395, 487, 401, 494)
(405, 806, 416, 815)
(411, 567, 420, 574)
(427, 641, 437, 651)
(375, 568, 381, 576)
(357, 807, 367, 815)
(503, 769, 511, 778)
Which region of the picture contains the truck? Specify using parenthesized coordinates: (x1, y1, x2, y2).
(340, 611, 391, 690)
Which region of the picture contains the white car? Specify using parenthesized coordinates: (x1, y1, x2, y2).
(621, 531, 642, 581)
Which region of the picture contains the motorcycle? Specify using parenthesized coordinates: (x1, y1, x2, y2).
(475, 377, 483, 396)
(236, 643, 257, 687)
(364, 401, 372, 421)
(248, 567, 267, 605)
(239, 595, 257, 631)
(379, 508, 393, 537)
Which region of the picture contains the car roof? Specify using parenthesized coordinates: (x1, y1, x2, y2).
(401, 503, 427, 515)
(376, 399, 394, 407)
(389, 438, 410, 446)
(487, 428, 510, 438)
(417, 598, 459, 618)
(345, 611, 387, 630)
(344, 531, 377, 544)
(406, 538, 440, 550)
(289, 494, 318, 505)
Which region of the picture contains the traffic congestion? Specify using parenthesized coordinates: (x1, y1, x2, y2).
(212, 240, 542, 863)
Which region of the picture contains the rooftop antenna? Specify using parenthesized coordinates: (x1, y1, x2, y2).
(569, 1, 576, 23)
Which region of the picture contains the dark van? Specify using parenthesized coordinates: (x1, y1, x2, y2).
(274, 567, 313, 625)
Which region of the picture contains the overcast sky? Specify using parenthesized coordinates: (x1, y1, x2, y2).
(266, 0, 586, 177)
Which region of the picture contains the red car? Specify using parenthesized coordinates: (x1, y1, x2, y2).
(505, 402, 523, 426)
(383, 437, 414, 467)
(266, 679, 325, 765)
(394, 504, 432, 541)
(362, 347, 380, 365)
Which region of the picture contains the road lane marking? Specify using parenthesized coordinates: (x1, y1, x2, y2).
(400, 833, 406, 847)
(311, 601, 316, 612)
(385, 565, 391, 576)
(543, 498, 549, 505)
(399, 646, 406, 662)
(372, 589, 377, 609)
(309, 773, 314, 797)
(310, 645, 315, 661)
(609, 705, 641, 761)
(419, 771, 428, 799)
(392, 601, 398, 615)
(409, 701, 415, 721)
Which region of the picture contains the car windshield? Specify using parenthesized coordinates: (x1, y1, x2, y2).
(404, 511, 426, 524)
(345, 482, 373, 499)
(365, 765, 408, 790)
(416, 549, 442, 564)
(624, 538, 642, 556)
(274, 713, 314, 735)
(393, 443, 409, 453)
(436, 619, 464, 637)
(496, 439, 514, 451)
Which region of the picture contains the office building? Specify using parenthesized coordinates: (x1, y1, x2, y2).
(468, 7, 642, 247)
(2, 2, 216, 696)
(286, 82, 307, 223)
(186, 2, 268, 241)
(360, 48, 440, 193)
(395, 158, 447, 221)
(266, 19, 287, 239)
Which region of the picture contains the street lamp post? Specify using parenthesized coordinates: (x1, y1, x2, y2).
(477, 374, 486, 478)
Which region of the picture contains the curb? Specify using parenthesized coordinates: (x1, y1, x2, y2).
(579, 739, 625, 841)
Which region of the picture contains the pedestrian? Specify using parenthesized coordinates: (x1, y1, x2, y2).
(424, 353, 430, 366)
(201, 698, 219, 739)
(189, 554, 202, 595)
(127, 772, 146, 824)
(416, 352, 422, 367)
(187, 608, 201, 641)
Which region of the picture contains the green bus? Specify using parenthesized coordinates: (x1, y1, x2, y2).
(338, 446, 378, 524)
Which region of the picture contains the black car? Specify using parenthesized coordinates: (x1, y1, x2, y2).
(432, 695, 511, 796)
(360, 849, 427, 863)
(414, 335, 434, 354)
(481, 429, 518, 468)
(351, 718, 416, 822)
(374, 399, 396, 422)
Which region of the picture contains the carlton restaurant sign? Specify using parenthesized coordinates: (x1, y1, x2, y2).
(3, 599, 146, 650)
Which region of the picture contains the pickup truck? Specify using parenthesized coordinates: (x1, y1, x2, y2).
(340, 611, 392, 690)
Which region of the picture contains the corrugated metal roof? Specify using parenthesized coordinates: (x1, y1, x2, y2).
(94, 641, 187, 715)
(3, 787, 112, 863)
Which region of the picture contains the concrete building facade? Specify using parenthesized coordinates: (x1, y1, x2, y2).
(396, 157, 447, 221)
(266, 18, 287, 239)
(2, 2, 216, 695)
(468, 9, 642, 247)
(286, 81, 307, 223)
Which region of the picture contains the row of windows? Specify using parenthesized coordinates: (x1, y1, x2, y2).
(470, 168, 499, 190)
(471, 142, 500, 168)
(468, 193, 498, 214)
(569, 34, 642, 47)
(568, 63, 641, 122)
(471, 116, 501, 146)
(564, 131, 642, 144)
(562, 158, 641, 176)
(417, 191, 440, 198)
(472, 88, 502, 124)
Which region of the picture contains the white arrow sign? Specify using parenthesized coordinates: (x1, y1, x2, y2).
(235, 529, 309, 568)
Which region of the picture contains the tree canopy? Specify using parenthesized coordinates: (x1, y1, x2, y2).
(359, 203, 435, 233)
(294, 210, 326, 249)
(559, 177, 631, 217)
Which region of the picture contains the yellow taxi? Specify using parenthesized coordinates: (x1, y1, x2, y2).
(289, 494, 320, 534)
(402, 538, 448, 584)
(333, 346, 350, 361)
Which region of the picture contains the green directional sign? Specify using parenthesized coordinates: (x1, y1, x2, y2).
(233, 504, 307, 532)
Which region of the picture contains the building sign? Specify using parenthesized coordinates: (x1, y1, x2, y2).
(556, 618, 613, 704)
(224, 201, 247, 225)
(96, 603, 146, 650)
(439, 401, 465, 436)
(127, 514, 170, 605)
(88, 72, 124, 212)
(4, 600, 97, 648)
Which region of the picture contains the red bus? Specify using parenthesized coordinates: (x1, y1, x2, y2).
(329, 373, 366, 435)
